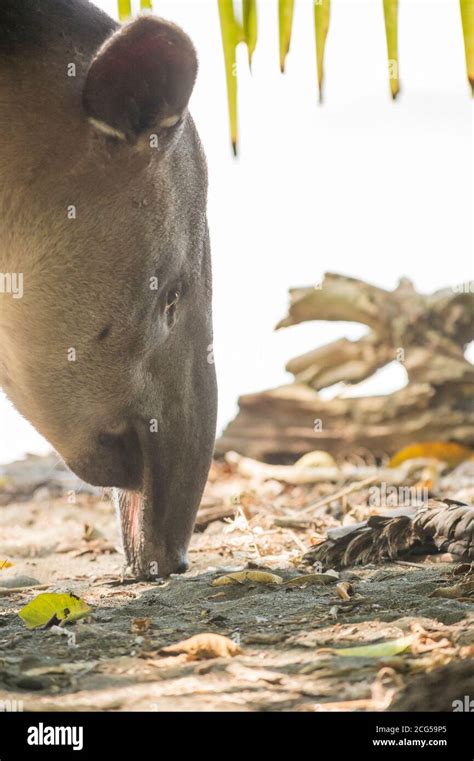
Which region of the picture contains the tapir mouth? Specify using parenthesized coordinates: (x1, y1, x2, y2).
(114, 488, 188, 580)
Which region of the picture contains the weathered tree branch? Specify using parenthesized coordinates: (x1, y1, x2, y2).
(217, 274, 473, 462)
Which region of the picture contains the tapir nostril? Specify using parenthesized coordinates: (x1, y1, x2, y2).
(98, 432, 119, 448)
(174, 559, 189, 575)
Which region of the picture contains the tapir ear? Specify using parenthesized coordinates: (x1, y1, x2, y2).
(83, 16, 198, 143)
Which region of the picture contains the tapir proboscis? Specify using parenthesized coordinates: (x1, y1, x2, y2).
(0, 0, 217, 579)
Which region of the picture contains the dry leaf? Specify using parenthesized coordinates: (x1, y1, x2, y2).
(161, 633, 241, 659)
(131, 617, 152, 634)
(389, 441, 473, 468)
(0, 560, 13, 570)
(336, 581, 354, 600)
(430, 581, 474, 599)
(322, 635, 414, 658)
(83, 524, 105, 542)
(211, 570, 283, 586)
(284, 573, 337, 587)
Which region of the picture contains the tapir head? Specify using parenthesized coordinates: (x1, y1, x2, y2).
(0, 5, 217, 578)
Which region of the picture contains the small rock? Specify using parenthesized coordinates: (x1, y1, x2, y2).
(0, 575, 41, 589)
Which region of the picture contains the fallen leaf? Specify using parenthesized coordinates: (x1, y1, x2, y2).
(18, 592, 92, 630)
(161, 633, 241, 659)
(389, 441, 473, 468)
(284, 573, 337, 587)
(430, 581, 474, 599)
(83, 524, 105, 542)
(211, 570, 283, 586)
(452, 564, 473, 576)
(323, 636, 414, 658)
(0, 560, 13, 570)
(131, 617, 152, 634)
(336, 581, 354, 600)
(410, 633, 453, 655)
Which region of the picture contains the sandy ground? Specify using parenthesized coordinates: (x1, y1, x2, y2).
(0, 455, 473, 712)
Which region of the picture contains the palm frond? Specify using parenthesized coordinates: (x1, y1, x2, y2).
(460, 0, 474, 94)
(243, 0, 258, 68)
(117, 1, 473, 154)
(314, 0, 331, 103)
(217, 1, 245, 156)
(279, 0, 295, 73)
(117, 0, 131, 23)
(383, 0, 399, 99)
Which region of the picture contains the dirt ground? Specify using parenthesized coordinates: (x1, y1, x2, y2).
(0, 453, 473, 712)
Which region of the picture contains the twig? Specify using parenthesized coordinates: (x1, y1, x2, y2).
(299, 475, 380, 516)
(0, 584, 50, 596)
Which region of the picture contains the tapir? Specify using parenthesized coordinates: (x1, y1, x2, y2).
(0, 1, 217, 578)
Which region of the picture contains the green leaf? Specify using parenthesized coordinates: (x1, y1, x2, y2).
(218, 0, 245, 155)
(243, 0, 258, 68)
(18, 592, 92, 630)
(118, 0, 132, 22)
(383, 0, 399, 99)
(460, 0, 474, 95)
(279, 0, 295, 73)
(330, 635, 413, 658)
(314, 0, 331, 102)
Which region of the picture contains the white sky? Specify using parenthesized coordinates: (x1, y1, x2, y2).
(1, 0, 472, 463)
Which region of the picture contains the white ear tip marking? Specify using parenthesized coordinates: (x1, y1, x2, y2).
(158, 114, 181, 128)
(88, 117, 126, 140)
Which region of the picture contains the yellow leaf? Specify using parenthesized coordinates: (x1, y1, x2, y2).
(140, 0, 153, 9)
(314, 0, 331, 102)
(460, 0, 474, 94)
(243, 0, 258, 68)
(161, 633, 241, 659)
(18, 593, 92, 630)
(383, 0, 399, 99)
(279, 0, 295, 73)
(327, 635, 413, 658)
(218, 0, 245, 155)
(212, 570, 283, 586)
(284, 573, 337, 587)
(0, 560, 13, 570)
(389, 441, 473, 468)
(117, 0, 132, 22)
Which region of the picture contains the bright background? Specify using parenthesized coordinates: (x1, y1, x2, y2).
(1, 0, 472, 463)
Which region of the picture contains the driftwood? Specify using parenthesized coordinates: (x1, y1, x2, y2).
(225, 450, 441, 487)
(217, 274, 474, 462)
(304, 499, 474, 568)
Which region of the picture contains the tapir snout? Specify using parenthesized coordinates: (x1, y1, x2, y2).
(0, 1, 217, 578)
